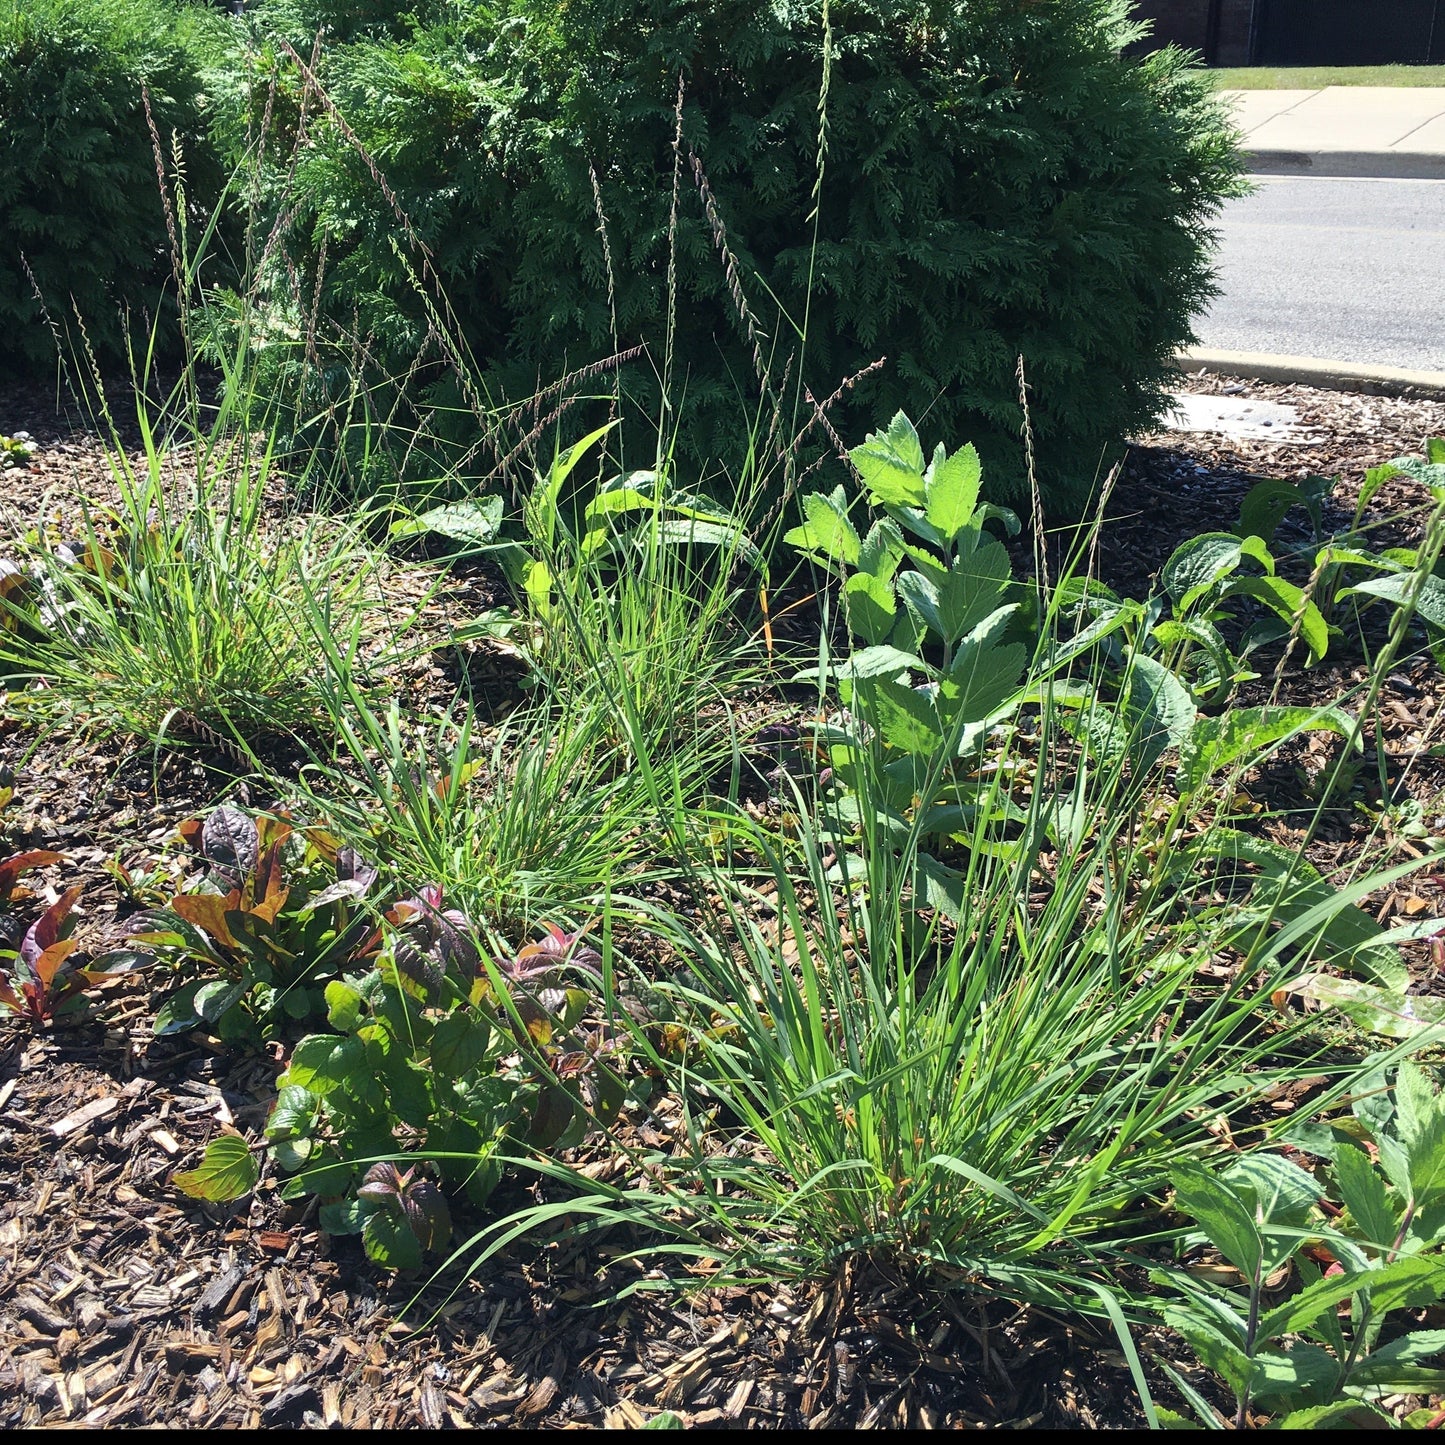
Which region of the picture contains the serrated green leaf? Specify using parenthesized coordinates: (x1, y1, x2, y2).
(1285, 974, 1445, 1040)
(860, 676, 944, 755)
(382, 1054, 436, 1129)
(858, 518, 906, 582)
(1222, 1153, 1320, 1232)
(1347, 1329, 1445, 1388)
(1173, 1165, 1263, 1279)
(1291, 1256, 1346, 1357)
(319, 1197, 367, 1236)
(1177, 707, 1355, 793)
(913, 853, 967, 923)
(1152, 1405, 1204, 1430)
(362, 1206, 423, 1271)
(1377, 1132, 1415, 1199)
(1161, 1306, 1253, 1397)
(1226, 575, 1328, 661)
(895, 539, 1012, 644)
(1332, 1145, 1399, 1252)
(924, 441, 983, 543)
(1250, 1341, 1340, 1406)
(784, 486, 860, 569)
(1274, 1401, 1393, 1429)
(283, 1033, 365, 1097)
(1255, 1268, 1368, 1341)
(1342, 571, 1445, 630)
(1259, 1255, 1445, 1340)
(1395, 1062, 1445, 1207)
(840, 644, 925, 679)
(1124, 653, 1197, 770)
(1162, 533, 1245, 608)
(272, 1137, 312, 1171)
(173, 1133, 257, 1202)
(888, 504, 948, 549)
(408, 497, 504, 546)
(850, 411, 926, 508)
(325, 980, 363, 1032)
(431, 1011, 492, 1077)
(1238, 479, 1312, 543)
(940, 637, 1026, 726)
(843, 571, 897, 644)
(266, 1084, 318, 1142)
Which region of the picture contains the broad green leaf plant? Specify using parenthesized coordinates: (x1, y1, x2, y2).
(448, 419, 769, 743)
(1059, 528, 1329, 712)
(785, 411, 1028, 918)
(131, 807, 381, 1042)
(1235, 439, 1445, 654)
(1155, 1061, 1445, 1429)
(786, 413, 1374, 945)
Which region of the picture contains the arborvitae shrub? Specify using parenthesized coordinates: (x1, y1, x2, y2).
(221, 0, 1242, 504)
(0, 0, 224, 371)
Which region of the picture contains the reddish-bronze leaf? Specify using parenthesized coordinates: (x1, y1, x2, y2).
(169, 892, 243, 950)
(250, 848, 290, 924)
(20, 885, 82, 966)
(0, 849, 63, 903)
(32, 938, 79, 989)
(254, 813, 294, 854)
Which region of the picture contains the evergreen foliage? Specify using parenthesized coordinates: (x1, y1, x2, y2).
(0, 0, 224, 370)
(216, 0, 1243, 502)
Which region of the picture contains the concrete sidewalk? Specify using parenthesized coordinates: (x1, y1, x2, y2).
(1223, 86, 1445, 178)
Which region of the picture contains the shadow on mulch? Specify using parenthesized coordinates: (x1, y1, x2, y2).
(1, 1016, 1187, 1428)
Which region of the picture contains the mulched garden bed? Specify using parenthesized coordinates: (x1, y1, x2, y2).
(2, 371, 1445, 1429)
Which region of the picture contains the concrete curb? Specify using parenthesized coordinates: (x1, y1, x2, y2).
(1176, 349, 1445, 402)
(1247, 148, 1445, 180)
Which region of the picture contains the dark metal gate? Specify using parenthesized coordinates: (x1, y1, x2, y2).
(1254, 0, 1445, 65)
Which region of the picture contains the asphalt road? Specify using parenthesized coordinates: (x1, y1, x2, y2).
(1194, 176, 1445, 373)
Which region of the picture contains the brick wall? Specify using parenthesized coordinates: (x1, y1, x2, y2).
(1128, 0, 1211, 54)
(1214, 0, 1257, 64)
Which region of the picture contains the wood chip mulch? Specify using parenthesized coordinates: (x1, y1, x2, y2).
(0, 1022, 1164, 1430)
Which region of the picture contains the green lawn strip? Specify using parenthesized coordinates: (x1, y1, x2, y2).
(1211, 66, 1445, 90)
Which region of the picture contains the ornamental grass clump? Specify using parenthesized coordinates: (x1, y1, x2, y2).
(0, 370, 416, 760)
